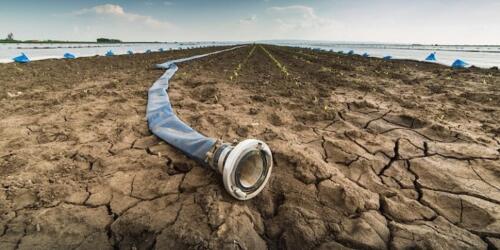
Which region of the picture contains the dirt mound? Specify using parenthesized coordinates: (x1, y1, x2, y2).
(1, 45, 499, 249)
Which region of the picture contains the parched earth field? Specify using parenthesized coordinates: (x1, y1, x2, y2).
(0, 45, 499, 249)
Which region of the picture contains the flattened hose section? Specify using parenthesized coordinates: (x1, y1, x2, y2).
(146, 46, 244, 165)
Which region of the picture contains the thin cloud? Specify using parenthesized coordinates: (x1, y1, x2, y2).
(163, 1, 174, 6)
(267, 5, 341, 39)
(240, 15, 257, 24)
(73, 4, 173, 29)
(268, 5, 316, 19)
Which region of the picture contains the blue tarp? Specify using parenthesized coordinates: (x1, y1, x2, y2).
(128, 50, 134, 55)
(383, 56, 392, 60)
(425, 52, 436, 61)
(452, 59, 468, 69)
(64, 53, 76, 59)
(362, 53, 369, 57)
(13, 53, 30, 63)
(147, 46, 243, 164)
(146, 49, 152, 53)
(348, 50, 354, 55)
(159, 48, 164, 52)
(105, 50, 114, 56)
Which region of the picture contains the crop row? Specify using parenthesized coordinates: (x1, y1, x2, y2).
(229, 45, 257, 81)
(259, 46, 290, 77)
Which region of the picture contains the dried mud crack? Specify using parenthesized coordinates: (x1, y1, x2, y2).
(1, 45, 499, 249)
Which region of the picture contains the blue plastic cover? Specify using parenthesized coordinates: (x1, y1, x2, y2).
(105, 50, 114, 56)
(147, 46, 243, 164)
(159, 48, 164, 52)
(452, 59, 468, 69)
(425, 52, 436, 61)
(13, 53, 30, 63)
(146, 49, 152, 53)
(348, 50, 354, 55)
(362, 53, 369, 57)
(383, 56, 392, 60)
(64, 53, 76, 59)
(128, 50, 134, 55)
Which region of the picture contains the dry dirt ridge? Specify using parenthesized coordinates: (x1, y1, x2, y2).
(0, 45, 499, 249)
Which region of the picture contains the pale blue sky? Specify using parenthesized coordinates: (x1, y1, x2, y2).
(1, 0, 499, 44)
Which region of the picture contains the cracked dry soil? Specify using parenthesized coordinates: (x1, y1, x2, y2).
(0, 45, 499, 249)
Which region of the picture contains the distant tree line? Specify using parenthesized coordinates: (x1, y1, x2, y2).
(0, 32, 17, 42)
(0, 34, 142, 44)
(96, 38, 122, 43)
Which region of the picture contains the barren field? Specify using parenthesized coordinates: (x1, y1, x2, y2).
(1, 45, 499, 249)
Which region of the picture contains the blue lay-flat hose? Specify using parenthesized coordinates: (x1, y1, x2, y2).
(146, 46, 244, 165)
(146, 45, 275, 201)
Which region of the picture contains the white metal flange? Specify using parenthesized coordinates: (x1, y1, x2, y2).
(220, 139, 273, 200)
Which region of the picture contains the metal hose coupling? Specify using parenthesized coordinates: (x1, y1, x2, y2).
(206, 139, 273, 200)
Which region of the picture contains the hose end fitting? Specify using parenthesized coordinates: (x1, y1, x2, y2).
(209, 139, 273, 200)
